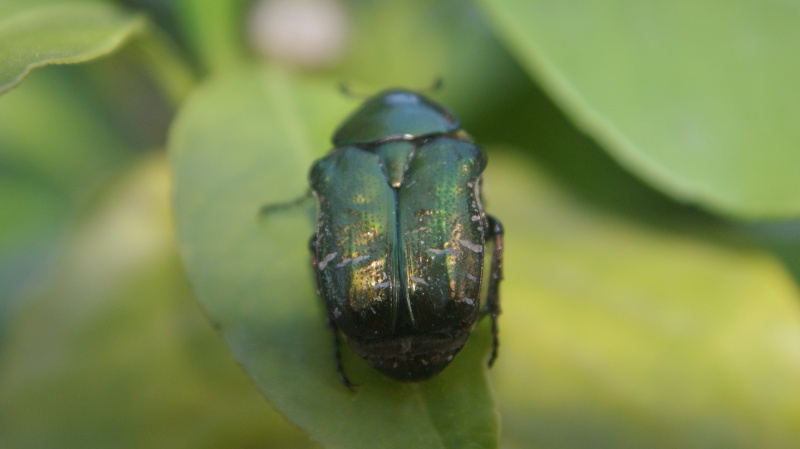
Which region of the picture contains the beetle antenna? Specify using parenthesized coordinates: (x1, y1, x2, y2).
(415, 77, 443, 94)
(338, 82, 357, 98)
(338, 83, 374, 99)
(427, 77, 443, 92)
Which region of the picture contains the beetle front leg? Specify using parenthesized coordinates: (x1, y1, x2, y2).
(310, 235, 356, 389)
(483, 214, 504, 367)
(259, 190, 312, 219)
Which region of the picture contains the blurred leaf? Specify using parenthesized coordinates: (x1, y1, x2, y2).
(0, 173, 67, 325)
(0, 1, 145, 95)
(169, 66, 499, 449)
(738, 221, 800, 288)
(0, 156, 319, 449)
(484, 152, 800, 448)
(0, 65, 141, 325)
(468, 64, 696, 225)
(173, 0, 246, 73)
(129, 25, 198, 107)
(478, 0, 800, 219)
(337, 0, 482, 83)
(338, 0, 521, 122)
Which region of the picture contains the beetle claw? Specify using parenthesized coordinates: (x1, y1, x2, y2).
(338, 372, 359, 391)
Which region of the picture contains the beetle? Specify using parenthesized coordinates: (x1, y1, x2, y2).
(310, 89, 504, 384)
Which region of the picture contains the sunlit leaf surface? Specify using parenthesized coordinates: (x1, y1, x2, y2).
(479, 0, 800, 218)
(485, 152, 800, 448)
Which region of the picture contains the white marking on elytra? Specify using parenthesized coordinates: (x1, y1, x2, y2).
(352, 254, 370, 264)
(373, 282, 390, 290)
(461, 297, 475, 306)
(459, 239, 482, 253)
(466, 273, 478, 282)
(318, 252, 338, 270)
(336, 254, 370, 268)
(409, 276, 428, 285)
(470, 215, 481, 222)
(427, 248, 460, 256)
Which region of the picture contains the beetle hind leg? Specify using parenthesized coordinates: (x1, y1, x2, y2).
(482, 215, 504, 367)
(310, 235, 357, 389)
(327, 316, 357, 389)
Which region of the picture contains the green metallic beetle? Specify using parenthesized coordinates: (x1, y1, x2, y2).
(310, 89, 504, 384)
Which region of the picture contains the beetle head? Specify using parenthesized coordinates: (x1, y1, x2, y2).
(332, 89, 460, 146)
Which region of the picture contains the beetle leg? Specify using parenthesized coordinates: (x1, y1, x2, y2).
(259, 190, 312, 221)
(483, 214, 504, 367)
(310, 235, 357, 389)
(328, 318, 357, 389)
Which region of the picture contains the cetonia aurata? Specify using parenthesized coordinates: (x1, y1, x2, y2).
(310, 89, 504, 384)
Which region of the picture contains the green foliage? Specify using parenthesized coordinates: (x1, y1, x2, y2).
(478, 0, 800, 218)
(0, 158, 319, 449)
(0, 1, 144, 95)
(2, 1, 800, 448)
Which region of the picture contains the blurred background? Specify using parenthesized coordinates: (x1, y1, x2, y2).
(2, 0, 800, 448)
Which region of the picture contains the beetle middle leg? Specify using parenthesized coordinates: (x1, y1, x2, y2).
(310, 235, 357, 389)
(482, 214, 504, 367)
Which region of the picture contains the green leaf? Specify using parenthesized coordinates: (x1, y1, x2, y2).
(484, 152, 800, 448)
(0, 156, 319, 449)
(0, 2, 145, 95)
(169, 66, 499, 449)
(478, 0, 800, 219)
